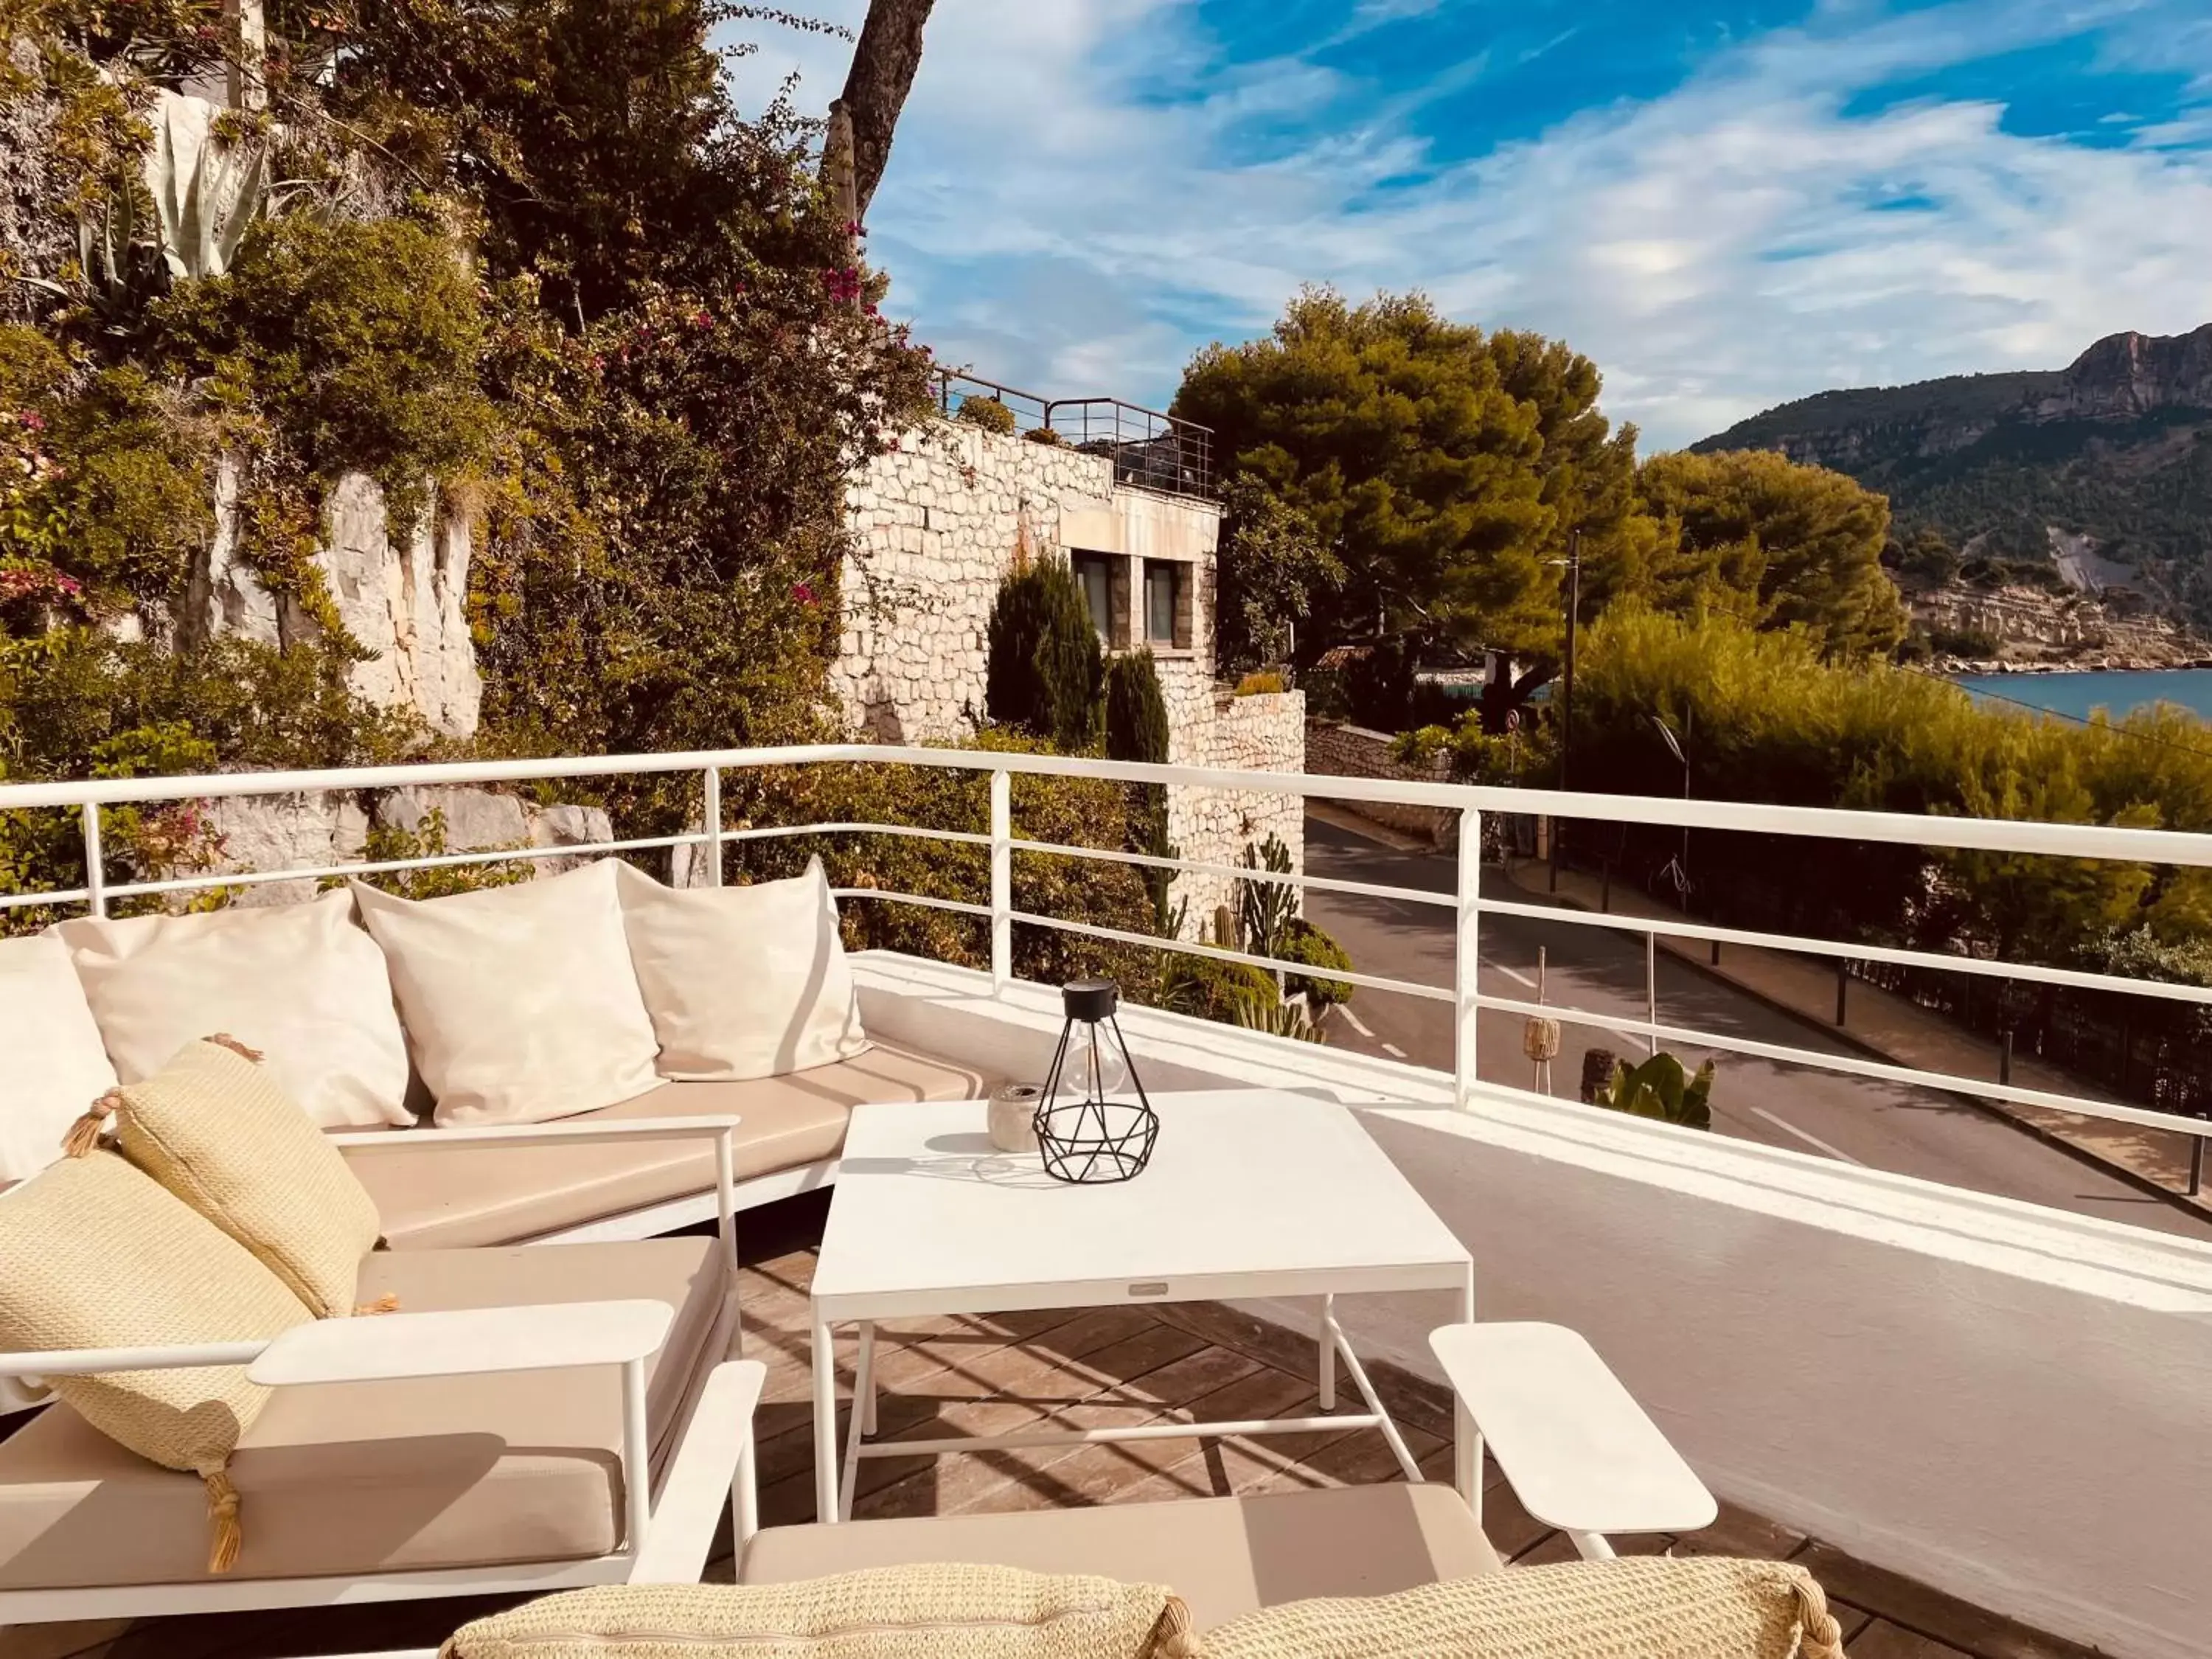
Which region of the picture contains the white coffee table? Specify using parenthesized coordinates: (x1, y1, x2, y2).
(809, 1089, 1475, 1521)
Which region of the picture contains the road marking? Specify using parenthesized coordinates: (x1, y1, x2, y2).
(1486, 958, 1537, 990)
(1382, 1042, 1409, 1060)
(1750, 1106, 1866, 1166)
(1339, 1006, 1378, 1039)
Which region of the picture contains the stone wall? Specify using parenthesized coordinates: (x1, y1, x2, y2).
(190, 461, 482, 738)
(835, 420, 1305, 933)
(1304, 720, 1458, 845)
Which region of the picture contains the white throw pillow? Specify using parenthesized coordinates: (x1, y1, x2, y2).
(49, 891, 411, 1130)
(614, 858, 870, 1080)
(0, 934, 121, 1184)
(352, 859, 660, 1126)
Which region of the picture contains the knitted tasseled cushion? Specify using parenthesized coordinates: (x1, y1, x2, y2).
(1197, 1557, 1846, 1659)
(440, 1568, 1192, 1659)
(63, 1035, 383, 1319)
(0, 1151, 313, 1572)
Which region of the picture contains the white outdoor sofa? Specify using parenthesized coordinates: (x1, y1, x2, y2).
(0, 1119, 769, 1629)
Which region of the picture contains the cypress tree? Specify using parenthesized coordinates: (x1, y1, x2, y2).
(984, 557, 1103, 751)
(1105, 648, 1171, 766)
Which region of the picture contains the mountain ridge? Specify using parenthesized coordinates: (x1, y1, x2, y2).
(1692, 324, 2212, 623)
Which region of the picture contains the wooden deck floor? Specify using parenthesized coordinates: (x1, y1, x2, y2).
(10, 1195, 2102, 1659)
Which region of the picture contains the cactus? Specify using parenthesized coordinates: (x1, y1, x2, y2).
(152, 98, 268, 282)
(1591, 1052, 1715, 1130)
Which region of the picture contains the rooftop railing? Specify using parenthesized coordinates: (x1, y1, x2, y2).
(933, 370, 1214, 501)
(6, 745, 2212, 1188)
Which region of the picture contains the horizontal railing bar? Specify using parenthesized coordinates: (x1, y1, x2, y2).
(1475, 895, 2212, 1008)
(8, 745, 2212, 868)
(726, 821, 990, 848)
(1008, 909, 1455, 1003)
(100, 833, 706, 901)
(1475, 988, 2212, 1141)
(1008, 838, 1459, 908)
(0, 887, 91, 911)
(833, 888, 995, 919)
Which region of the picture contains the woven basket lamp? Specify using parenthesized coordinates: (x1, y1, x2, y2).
(1034, 979, 1158, 1185)
(1522, 947, 1562, 1093)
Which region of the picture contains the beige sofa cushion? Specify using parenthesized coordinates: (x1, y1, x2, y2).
(0, 934, 117, 1184)
(1198, 1557, 1844, 1659)
(0, 1236, 731, 1589)
(446, 1568, 1183, 1659)
(49, 891, 413, 1130)
(349, 1043, 988, 1250)
(740, 1484, 1503, 1630)
(0, 1152, 312, 1571)
(615, 858, 870, 1081)
(97, 1037, 382, 1318)
(354, 860, 661, 1127)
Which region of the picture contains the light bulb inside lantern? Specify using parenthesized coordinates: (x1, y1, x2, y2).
(1077, 1023, 1129, 1099)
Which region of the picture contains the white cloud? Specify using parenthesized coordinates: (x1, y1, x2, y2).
(718, 0, 2212, 448)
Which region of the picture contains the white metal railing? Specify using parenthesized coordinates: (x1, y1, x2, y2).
(5, 742, 2212, 1152)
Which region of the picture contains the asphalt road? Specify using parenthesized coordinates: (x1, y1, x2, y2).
(1300, 813, 2212, 1242)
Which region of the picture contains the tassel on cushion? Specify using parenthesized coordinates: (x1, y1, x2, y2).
(60, 1090, 122, 1158)
(201, 1467, 243, 1573)
(206, 1032, 264, 1062)
(352, 1293, 400, 1316)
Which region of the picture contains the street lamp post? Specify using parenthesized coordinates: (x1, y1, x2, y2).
(1548, 530, 1582, 894)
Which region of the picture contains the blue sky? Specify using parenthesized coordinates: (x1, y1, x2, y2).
(727, 1, 2212, 449)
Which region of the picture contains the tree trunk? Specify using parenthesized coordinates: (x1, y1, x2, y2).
(838, 0, 935, 220)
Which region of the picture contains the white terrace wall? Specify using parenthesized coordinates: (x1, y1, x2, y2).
(837, 422, 1304, 935)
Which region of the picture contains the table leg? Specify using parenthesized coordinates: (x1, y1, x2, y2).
(1318, 1293, 1336, 1411)
(1454, 1266, 1478, 1509)
(857, 1323, 877, 1435)
(811, 1312, 838, 1523)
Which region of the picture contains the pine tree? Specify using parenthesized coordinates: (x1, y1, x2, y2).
(984, 557, 1102, 751)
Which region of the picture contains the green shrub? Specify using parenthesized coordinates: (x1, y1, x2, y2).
(1023, 425, 1065, 447)
(1281, 917, 1354, 1006)
(1155, 951, 1280, 1023)
(1233, 670, 1286, 695)
(1928, 626, 2001, 657)
(986, 558, 1103, 751)
(955, 394, 1016, 435)
(1105, 649, 1169, 768)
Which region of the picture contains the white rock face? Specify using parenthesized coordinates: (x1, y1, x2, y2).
(192, 464, 482, 738)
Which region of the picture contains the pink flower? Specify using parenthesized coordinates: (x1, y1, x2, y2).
(19, 411, 44, 431)
(692, 310, 713, 329)
(791, 582, 817, 606)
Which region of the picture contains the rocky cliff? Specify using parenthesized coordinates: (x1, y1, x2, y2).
(1696, 324, 2212, 625)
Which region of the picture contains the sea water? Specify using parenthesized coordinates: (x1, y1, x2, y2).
(1952, 669, 2212, 724)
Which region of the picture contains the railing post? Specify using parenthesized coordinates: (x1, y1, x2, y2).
(990, 768, 1012, 992)
(700, 765, 723, 887)
(1454, 806, 1481, 1110)
(80, 802, 105, 917)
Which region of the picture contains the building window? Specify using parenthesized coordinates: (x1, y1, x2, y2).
(1144, 560, 1187, 649)
(1071, 553, 1116, 646)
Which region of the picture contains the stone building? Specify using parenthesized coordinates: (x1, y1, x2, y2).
(835, 419, 1305, 935)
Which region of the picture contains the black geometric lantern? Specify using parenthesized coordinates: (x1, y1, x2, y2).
(1034, 979, 1158, 1184)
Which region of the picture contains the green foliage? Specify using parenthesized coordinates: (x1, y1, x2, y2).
(1105, 648, 1170, 768)
(725, 733, 1156, 989)
(150, 102, 267, 282)
(1213, 476, 1343, 673)
(1023, 425, 1065, 447)
(336, 807, 534, 900)
(1155, 951, 1280, 1024)
(1635, 449, 1905, 660)
(1590, 1052, 1714, 1129)
(1391, 712, 1554, 785)
(1177, 288, 1607, 657)
(955, 394, 1015, 434)
(1280, 916, 1354, 1006)
(1928, 626, 2000, 658)
(985, 557, 1103, 752)
(1234, 670, 1287, 695)
(1230, 992, 1324, 1043)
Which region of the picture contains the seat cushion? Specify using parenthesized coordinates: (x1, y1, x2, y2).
(614, 858, 871, 1082)
(103, 1038, 382, 1319)
(51, 889, 414, 1130)
(352, 1043, 989, 1251)
(0, 1236, 731, 1589)
(740, 1484, 1503, 1630)
(0, 934, 117, 1186)
(352, 860, 661, 1127)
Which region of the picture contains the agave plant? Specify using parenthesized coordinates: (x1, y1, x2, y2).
(151, 97, 269, 282)
(1590, 1052, 1715, 1130)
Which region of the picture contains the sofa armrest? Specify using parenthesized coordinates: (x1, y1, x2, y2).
(247, 1298, 674, 1386)
(327, 1115, 742, 1151)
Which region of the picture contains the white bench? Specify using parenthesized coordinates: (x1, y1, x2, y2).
(1430, 1321, 1717, 1560)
